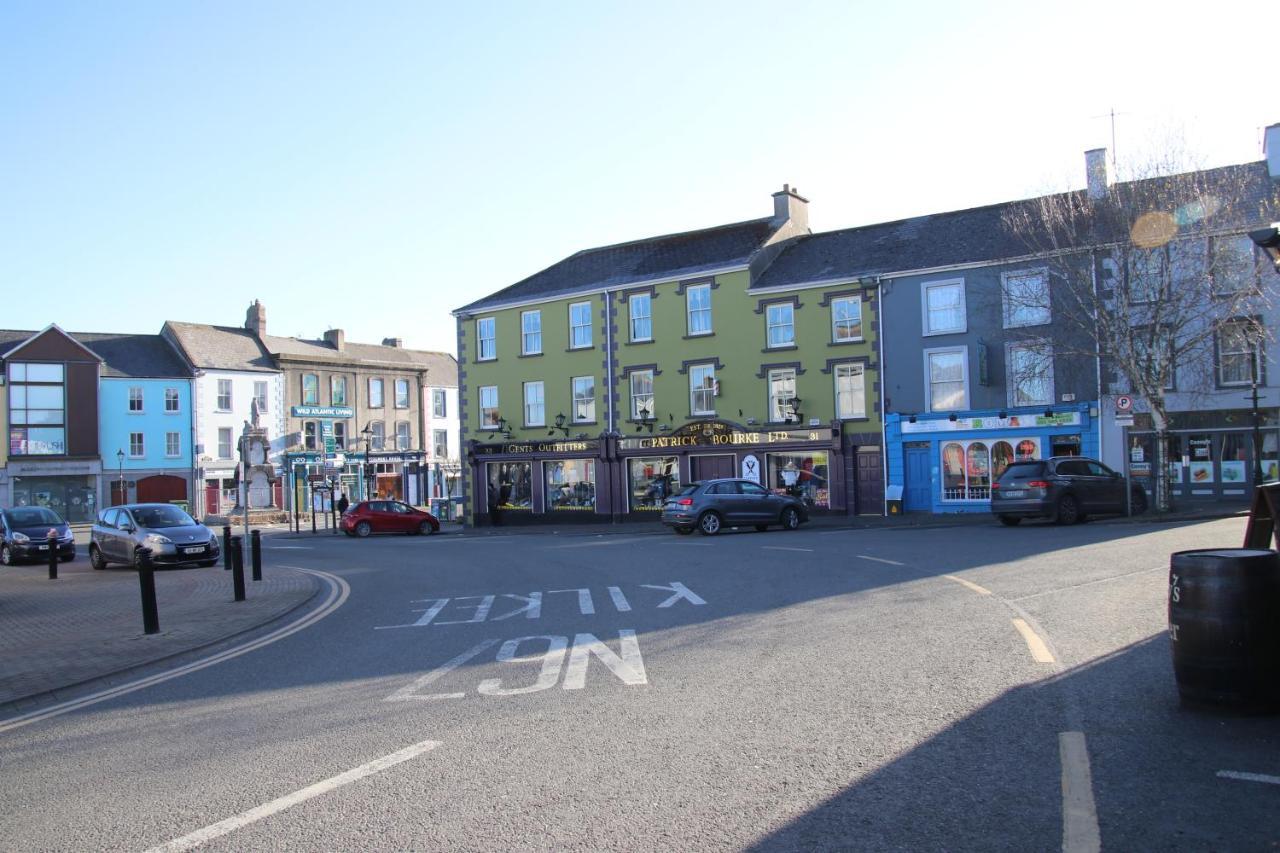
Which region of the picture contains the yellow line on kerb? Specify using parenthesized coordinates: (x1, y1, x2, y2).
(942, 574, 992, 596)
(1012, 618, 1056, 663)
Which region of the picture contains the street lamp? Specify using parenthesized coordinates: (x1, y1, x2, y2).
(360, 423, 374, 499)
(116, 448, 124, 506)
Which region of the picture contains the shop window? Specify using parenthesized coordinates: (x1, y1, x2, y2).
(10, 475, 96, 523)
(831, 297, 862, 342)
(966, 443, 991, 500)
(629, 456, 680, 510)
(767, 452, 830, 509)
(630, 293, 652, 342)
(304, 421, 317, 450)
(1219, 433, 1249, 486)
(545, 459, 596, 510)
(1050, 433, 1081, 457)
(992, 441, 1014, 481)
(488, 462, 532, 510)
(522, 310, 542, 355)
(945, 438, 1039, 501)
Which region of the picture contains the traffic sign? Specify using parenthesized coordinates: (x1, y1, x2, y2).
(1115, 395, 1133, 412)
(1115, 414, 1135, 427)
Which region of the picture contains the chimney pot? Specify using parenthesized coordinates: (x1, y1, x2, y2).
(382, 337, 404, 348)
(323, 329, 345, 351)
(771, 184, 809, 232)
(245, 300, 266, 337)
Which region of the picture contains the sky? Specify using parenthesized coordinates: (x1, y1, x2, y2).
(2, 1, 1274, 356)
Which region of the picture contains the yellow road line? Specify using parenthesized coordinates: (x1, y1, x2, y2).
(942, 574, 992, 595)
(1012, 618, 1056, 663)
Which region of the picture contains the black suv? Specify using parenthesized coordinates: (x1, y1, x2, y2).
(990, 457, 1148, 525)
(661, 478, 809, 535)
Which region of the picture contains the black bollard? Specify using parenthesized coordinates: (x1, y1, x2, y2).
(222, 525, 232, 570)
(250, 529, 262, 581)
(47, 530, 58, 580)
(138, 551, 159, 635)
(310, 507, 316, 534)
(231, 536, 246, 602)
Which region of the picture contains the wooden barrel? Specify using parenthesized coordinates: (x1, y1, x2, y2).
(1169, 548, 1280, 711)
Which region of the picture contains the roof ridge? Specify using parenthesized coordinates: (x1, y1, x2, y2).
(565, 215, 774, 257)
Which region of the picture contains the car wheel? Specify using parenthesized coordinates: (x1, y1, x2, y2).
(0, 543, 16, 566)
(998, 515, 1021, 526)
(697, 512, 722, 536)
(355, 521, 372, 538)
(1131, 490, 1149, 515)
(419, 521, 436, 536)
(674, 527, 694, 536)
(754, 524, 769, 532)
(90, 544, 107, 570)
(1055, 495, 1081, 525)
(780, 507, 801, 530)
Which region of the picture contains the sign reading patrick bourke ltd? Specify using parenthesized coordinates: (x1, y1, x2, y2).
(618, 424, 834, 451)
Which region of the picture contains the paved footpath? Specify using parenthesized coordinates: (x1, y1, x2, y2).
(0, 557, 318, 712)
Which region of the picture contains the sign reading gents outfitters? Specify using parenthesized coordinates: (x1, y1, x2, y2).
(474, 440, 600, 456)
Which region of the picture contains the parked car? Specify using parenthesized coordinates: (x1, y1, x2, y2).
(341, 500, 440, 537)
(661, 478, 808, 535)
(990, 457, 1148, 525)
(89, 503, 221, 569)
(0, 506, 75, 565)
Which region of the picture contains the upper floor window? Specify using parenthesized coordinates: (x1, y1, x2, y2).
(766, 303, 795, 348)
(831, 296, 863, 342)
(1133, 326, 1175, 391)
(479, 386, 499, 430)
(926, 347, 967, 411)
(572, 376, 595, 422)
(129, 432, 144, 458)
(1001, 270, 1051, 328)
(303, 421, 317, 450)
(164, 388, 180, 413)
(689, 363, 716, 415)
(630, 370, 654, 420)
(128, 387, 144, 413)
(768, 368, 797, 423)
(521, 310, 542, 355)
(218, 427, 233, 459)
(254, 381, 268, 413)
(395, 379, 410, 409)
(922, 280, 965, 335)
(166, 432, 181, 457)
(569, 302, 593, 349)
(433, 429, 448, 458)
(1006, 341, 1054, 407)
(1127, 247, 1167, 303)
(9, 362, 66, 456)
(331, 376, 347, 406)
(835, 364, 866, 419)
(369, 377, 384, 408)
(630, 293, 652, 342)
(523, 381, 545, 426)
(371, 421, 385, 451)
(396, 421, 412, 450)
(1212, 236, 1260, 295)
(216, 378, 232, 411)
(687, 284, 712, 336)
(432, 389, 447, 418)
(1218, 319, 1263, 386)
(477, 317, 496, 361)
(302, 373, 319, 405)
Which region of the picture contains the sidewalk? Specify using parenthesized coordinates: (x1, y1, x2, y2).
(0, 558, 319, 714)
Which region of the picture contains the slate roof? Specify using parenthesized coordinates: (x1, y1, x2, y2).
(0, 329, 190, 378)
(455, 217, 779, 313)
(263, 334, 457, 383)
(163, 322, 276, 372)
(754, 162, 1280, 289)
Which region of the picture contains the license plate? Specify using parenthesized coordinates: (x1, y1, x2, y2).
(1002, 489, 1026, 498)
(37, 545, 49, 551)
(182, 546, 205, 554)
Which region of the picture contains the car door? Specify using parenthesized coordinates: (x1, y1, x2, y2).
(1086, 461, 1124, 512)
(97, 508, 121, 560)
(704, 482, 742, 524)
(738, 480, 775, 521)
(367, 501, 395, 533)
(1054, 460, 1093, 509)
(392, 502, 416, 532)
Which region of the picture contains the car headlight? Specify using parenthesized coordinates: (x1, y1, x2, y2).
(143, 534, 173, 548)
(11, 532, 29, 544)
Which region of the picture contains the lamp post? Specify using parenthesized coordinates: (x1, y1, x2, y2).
(116, 448, 125, 506)
(360, 423, 374, 499)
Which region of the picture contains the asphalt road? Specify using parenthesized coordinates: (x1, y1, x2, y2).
(2, 517, 1277, 851)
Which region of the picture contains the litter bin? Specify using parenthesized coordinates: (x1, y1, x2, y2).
(431, 498, 448, 521)
(1169, 548, 1280, 711)
(884, 485, 904, 516)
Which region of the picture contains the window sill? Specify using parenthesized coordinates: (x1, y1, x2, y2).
(922, 328, 966, 337)
(763, 344, 798, 352)
(683, 332, 715, 340)
(572, 420, 599, 426)
(476, 358, 498, 363)
(518, 352, 543, 359)
(164, 410, 181, 415)
(565, 346, 595, 352)
(127, 411, 145, 415)
(627, 339, 655, 345)
(828, 339, 865, 347)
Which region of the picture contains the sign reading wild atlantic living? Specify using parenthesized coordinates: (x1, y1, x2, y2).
(292, 405, 355, 419)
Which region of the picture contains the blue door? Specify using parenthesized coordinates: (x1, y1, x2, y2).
(904, 445, 932, 511)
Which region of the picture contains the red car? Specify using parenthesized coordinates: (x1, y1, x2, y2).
(340, 500, 440, 537)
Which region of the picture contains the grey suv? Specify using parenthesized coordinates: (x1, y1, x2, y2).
(661, 478, 809, 535)
(990, 457, 1148, 525)
(89, 503, 221, 569)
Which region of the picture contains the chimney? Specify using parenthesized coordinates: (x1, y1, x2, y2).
(1085, 149, 1110, 200)
(323, 329, 345, 351)
(382, 337, 403, 348)
(1265, 124, 1280, 179)
(245, 300, 266, 338)
(771, 183, 809, 232)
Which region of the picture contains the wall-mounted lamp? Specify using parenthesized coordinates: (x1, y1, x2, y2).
(782, 396, 804, 424)
(998, 410, 1008, 420)
(948, 412, 958, 422)
(634, 404, 655, 434)
(548, 412, 570, 438)
(1044, 407, 1054, 418)
(908, 414, 917, 424)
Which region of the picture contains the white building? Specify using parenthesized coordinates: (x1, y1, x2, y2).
(422, 368, 461, 500)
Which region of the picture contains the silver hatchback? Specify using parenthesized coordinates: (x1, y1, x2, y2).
(89, 503, 221, 569)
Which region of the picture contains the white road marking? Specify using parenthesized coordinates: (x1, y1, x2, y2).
(640, 582, 707, 608)
(943, 574, 992, 596)
(384, 639, 502, 701)
(659, 540, 714, 546)
(763, 546, 813, 553)
(544, 537, 652, 549)
(1059, 732, 1101, 853)
(265, 546, 314, 550)
(142, 739, 441, 853)
(1012, 618, 1056, 663)
(563, 630, 647, 689)
(0, 568, 348, 735)
(1217, 770, 1280, 785)
(858, 554, 905, 566)
(608, 586, 632, 612)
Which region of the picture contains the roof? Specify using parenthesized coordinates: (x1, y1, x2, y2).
(163, 322, 276, 373)
(456, 217, 779, 313)
(0, 329, 190, 378)
(262, 334, 456, 379)
(753, 161, 1280, 289)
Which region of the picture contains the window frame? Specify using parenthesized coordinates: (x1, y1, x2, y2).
(689, 363, 716, 416)
(924, 346, 969, 412)
(765, 302, 796, 349)
(432, 389, 447, 418)
(767, 368, 798, 423)
(686, 284, 712, 336)
(330, 375, 347, 406)
(128, 431, 145, 459)
(128, 386, 144, 413)
(302, 373, 319, 406)
(1005, 340, 1055, 407)
(572, 375, 595, 423)
(164, 387, 181, 414)
(370, 421, 385, 451)
(834, 363, 866, 420)
(476, 317, 497, 361)
(1217, 318, 1264, 387)
(479, 386, 500, 430)
(831, 296, 863, 343)
(216, 379, 232, 412)
(630, 369, 654, 421)
(394, 378, 410, 409)
(217, 427, 233, 459)
(629, 293, 653, 342)
(165, 431, 181, 458)
(395, 420, 412, 450)
(368, 377, 385, 408)
(1001, 268, 1051, 329)
(1211, 235, 1261, 296)
(433, 429, 449, 458)
(521, 310, 543, 355)
(569, 302, 593, 350)
(253, 381, 268, 413)
(523, 380, 545, 427)
(920, 279, 967, 336)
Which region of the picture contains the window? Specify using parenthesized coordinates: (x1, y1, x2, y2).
(926, 348, 967, 411)
(1001, 270, 1050, 328)
(630, 370, 654, 420)
(218, 427, 233, 459)
(128, 387, 144, 412)
(1127, 247, 1166, 303)
(302, 374, 319, 405)
(254, 381, 268, 413)
(687, 284, 712, 335)
(369, 377, 384, 408)
(217, 379, 232, 411)
(835, 364, 866, 419)
(129, 432, 144, 458)
(304, 421, 317, 450)
(479, 386, 500, 429)
(395, 379, 410, 409)
(690, 363, 716, 415)
(164, 388, 180, 413)
(768, 369, 797, 423)
(628, 457, 680, 510)
(569, 302, 593, 349)
(433, 429, 448, 458)
(545, 459, 596, 510)
(165, 432, 180, 457)
(766, 303, 795, 348)
(922, 280, 965, 335)
(523, 381, 545, 426)
(7, 362, 66, 456)
(1212, 236, 1260, 294)
(333, 421, 346, 450)
(1218, 319, 1263, 386)
(1006, 342, 1054, 406)
(831, 297, 863, 342)
(371, 421, 385, 451)
(432, 389, 447, 418)
(767, 452, 830, 508)
(488, 461, 533, 510)
(477, 317, 496, 360)
(630, 293, 652, 342)
(396, 421, 411, 450)
(572, 376, 595, 422)
(331, 376, 347, 406)
(521, 310, 542, 355)
(944, 438, 1039, 501)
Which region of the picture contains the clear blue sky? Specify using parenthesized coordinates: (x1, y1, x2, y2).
(2, 1, 1273, 355)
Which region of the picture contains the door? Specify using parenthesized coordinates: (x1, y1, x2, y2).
(904, 445, 931, 511)
(856, 449, 883, 515)
(137, 475, 186, 504)
(691, 454, 735, 482)
(110, 481, 127, 507)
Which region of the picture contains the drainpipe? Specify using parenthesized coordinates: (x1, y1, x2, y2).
(1091, 251, 1103, 465)
(605, 292, 615, 436)
(877, 278, 889, 516)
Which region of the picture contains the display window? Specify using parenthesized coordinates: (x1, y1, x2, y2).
(766, 451, 830, 509)
(487, 462, 533, 510)
(629, 457, 680, 510)
(11, 475, 96, 523)
(546, 459, 596, 510)
(943, 437, 1040, 500)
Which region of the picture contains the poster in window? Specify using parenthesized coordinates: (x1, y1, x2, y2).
(1189, 461, 1214, 484)
(1220, 460, 1246, 484)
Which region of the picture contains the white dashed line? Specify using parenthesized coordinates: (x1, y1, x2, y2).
(1218, 770, 1280, 785)
(942, 574, 992, 596)
(763, 546, 814, 553)
(1060, 732, 1101, 853)
(1012, 618, 1056, 663)
(857, 554, 905, 566)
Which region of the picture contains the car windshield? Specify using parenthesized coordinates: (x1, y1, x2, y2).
(6, 507, 62, 526)
(675, 485, 699, 497)
(131, 506, 197, 529)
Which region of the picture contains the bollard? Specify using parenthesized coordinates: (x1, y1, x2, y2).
(138, 550, 159, 635)
(47, 530, 58, 579)
(311, 508, 316, 534)
(250, 529, 262, 581)
(223, 525, 232, 570)
(230, 536, 246, 602)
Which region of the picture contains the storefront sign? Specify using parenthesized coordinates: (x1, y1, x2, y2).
(291, 405, 354, 419)
(321, 420, 336, 454)
(475, 439, 600, 456)
(619, 423, 832, 451)
(740, 454, 762, 484)
(901, 411, 1082, 434)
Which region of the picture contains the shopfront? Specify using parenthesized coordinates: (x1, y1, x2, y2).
(1123, 410, 1280, 504)
(10, 471, 100, 523)
(471, 438, 605, 525)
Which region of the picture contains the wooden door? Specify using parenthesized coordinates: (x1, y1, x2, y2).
(855, 450, 883, 515)
(904, 445, 932, 511)
(691, 454, 735, 482)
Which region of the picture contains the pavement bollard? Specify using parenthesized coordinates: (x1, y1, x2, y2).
(47, 530, 58, 579)
(250, 529, 262, 581)
(230, 536, 246, 602)
(223, 525, 232, 570)
(138, 551, 159, 635)
(311, 509, 316, 534)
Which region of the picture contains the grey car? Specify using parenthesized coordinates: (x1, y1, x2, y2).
(990, 457, 1149, 525)
(89, 503, 221, 569)
(661, 478, 809, 535)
